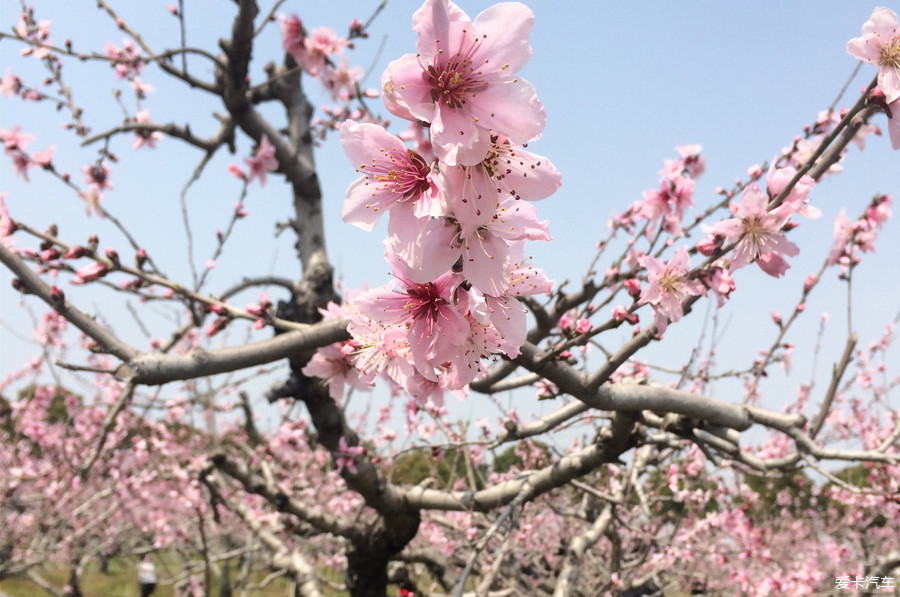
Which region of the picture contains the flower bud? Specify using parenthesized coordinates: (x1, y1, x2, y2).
(135, 248, 148, 268)
(867, 87, 893, 118)
(65, 246, 87, 259)
(50, 285, 64, 303)
(803, 274, 816, 292)
(105, 247, 119, 266)
(623, 278, 641, 297)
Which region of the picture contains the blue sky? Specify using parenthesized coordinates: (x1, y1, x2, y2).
(1, 1, 897, 432)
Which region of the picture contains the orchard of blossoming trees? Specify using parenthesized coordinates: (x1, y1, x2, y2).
(0, 0, 899, 596)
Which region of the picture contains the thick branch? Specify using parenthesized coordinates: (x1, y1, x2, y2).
(115, 317, 350, 385)
(514, 341, 752, 430)
(403, 413, 638, 511)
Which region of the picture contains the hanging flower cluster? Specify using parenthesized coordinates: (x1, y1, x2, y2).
(304, 0, 560, 404)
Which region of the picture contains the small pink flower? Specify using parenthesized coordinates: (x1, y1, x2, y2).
(0, 125, 34, 151)
(130, 77, 154, 96)
(30, 145, 54, 168)
(0, 68, 22, 97)
(244, 135, 278, 186)
(700, 266, 735, 307)
(707, 182, 799, 272)
(303, 27, 347, 76)
(132, 110, 162, 149)
(82, 161, 113, 190)
(611, 305, 628, 321)
(280, 14, 306, 63)
(78, 186, 106, 217)
(638, 249, 703, 334)
(320, 57, 363, 102)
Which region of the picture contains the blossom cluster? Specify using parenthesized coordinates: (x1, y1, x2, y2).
(827, 194, 893, 277)
(302, 0, 560, 404)
(280, 14, 369, 104)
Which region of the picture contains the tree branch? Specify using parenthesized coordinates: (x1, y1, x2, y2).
(115, 317, 350, 385)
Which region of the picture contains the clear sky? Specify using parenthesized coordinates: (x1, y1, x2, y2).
(1, 1, 897, 431)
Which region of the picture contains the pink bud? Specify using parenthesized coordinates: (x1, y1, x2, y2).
(11, 278, 25, 291)
(770, 310, 782, 326)
(206, 317, 228, 337)
(50, 285, 64, 302)
(228, 164, 246, 180)
(796, 303, 805, 312)
(867, 87, 893, 118)
(575, 318, 592, 335)
(624, 278, 641, 297)
(64, 246, 86, 259)
(210, 304, 228, 315)
(696, 235, 720, 256)
(76, 262, 109, 282)
(40, 248, 60, 261)
(612, 305, 628, 321)
(245, 303, 266, 317)
(803, 274, 816, 292)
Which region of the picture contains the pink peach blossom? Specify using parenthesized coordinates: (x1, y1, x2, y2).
(381, 0, 545, 166)
(847, 7, 900, 103)
(707, 182, 799, 272)
(638, 249, 703, 334)
(244, 135, 278, 186)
